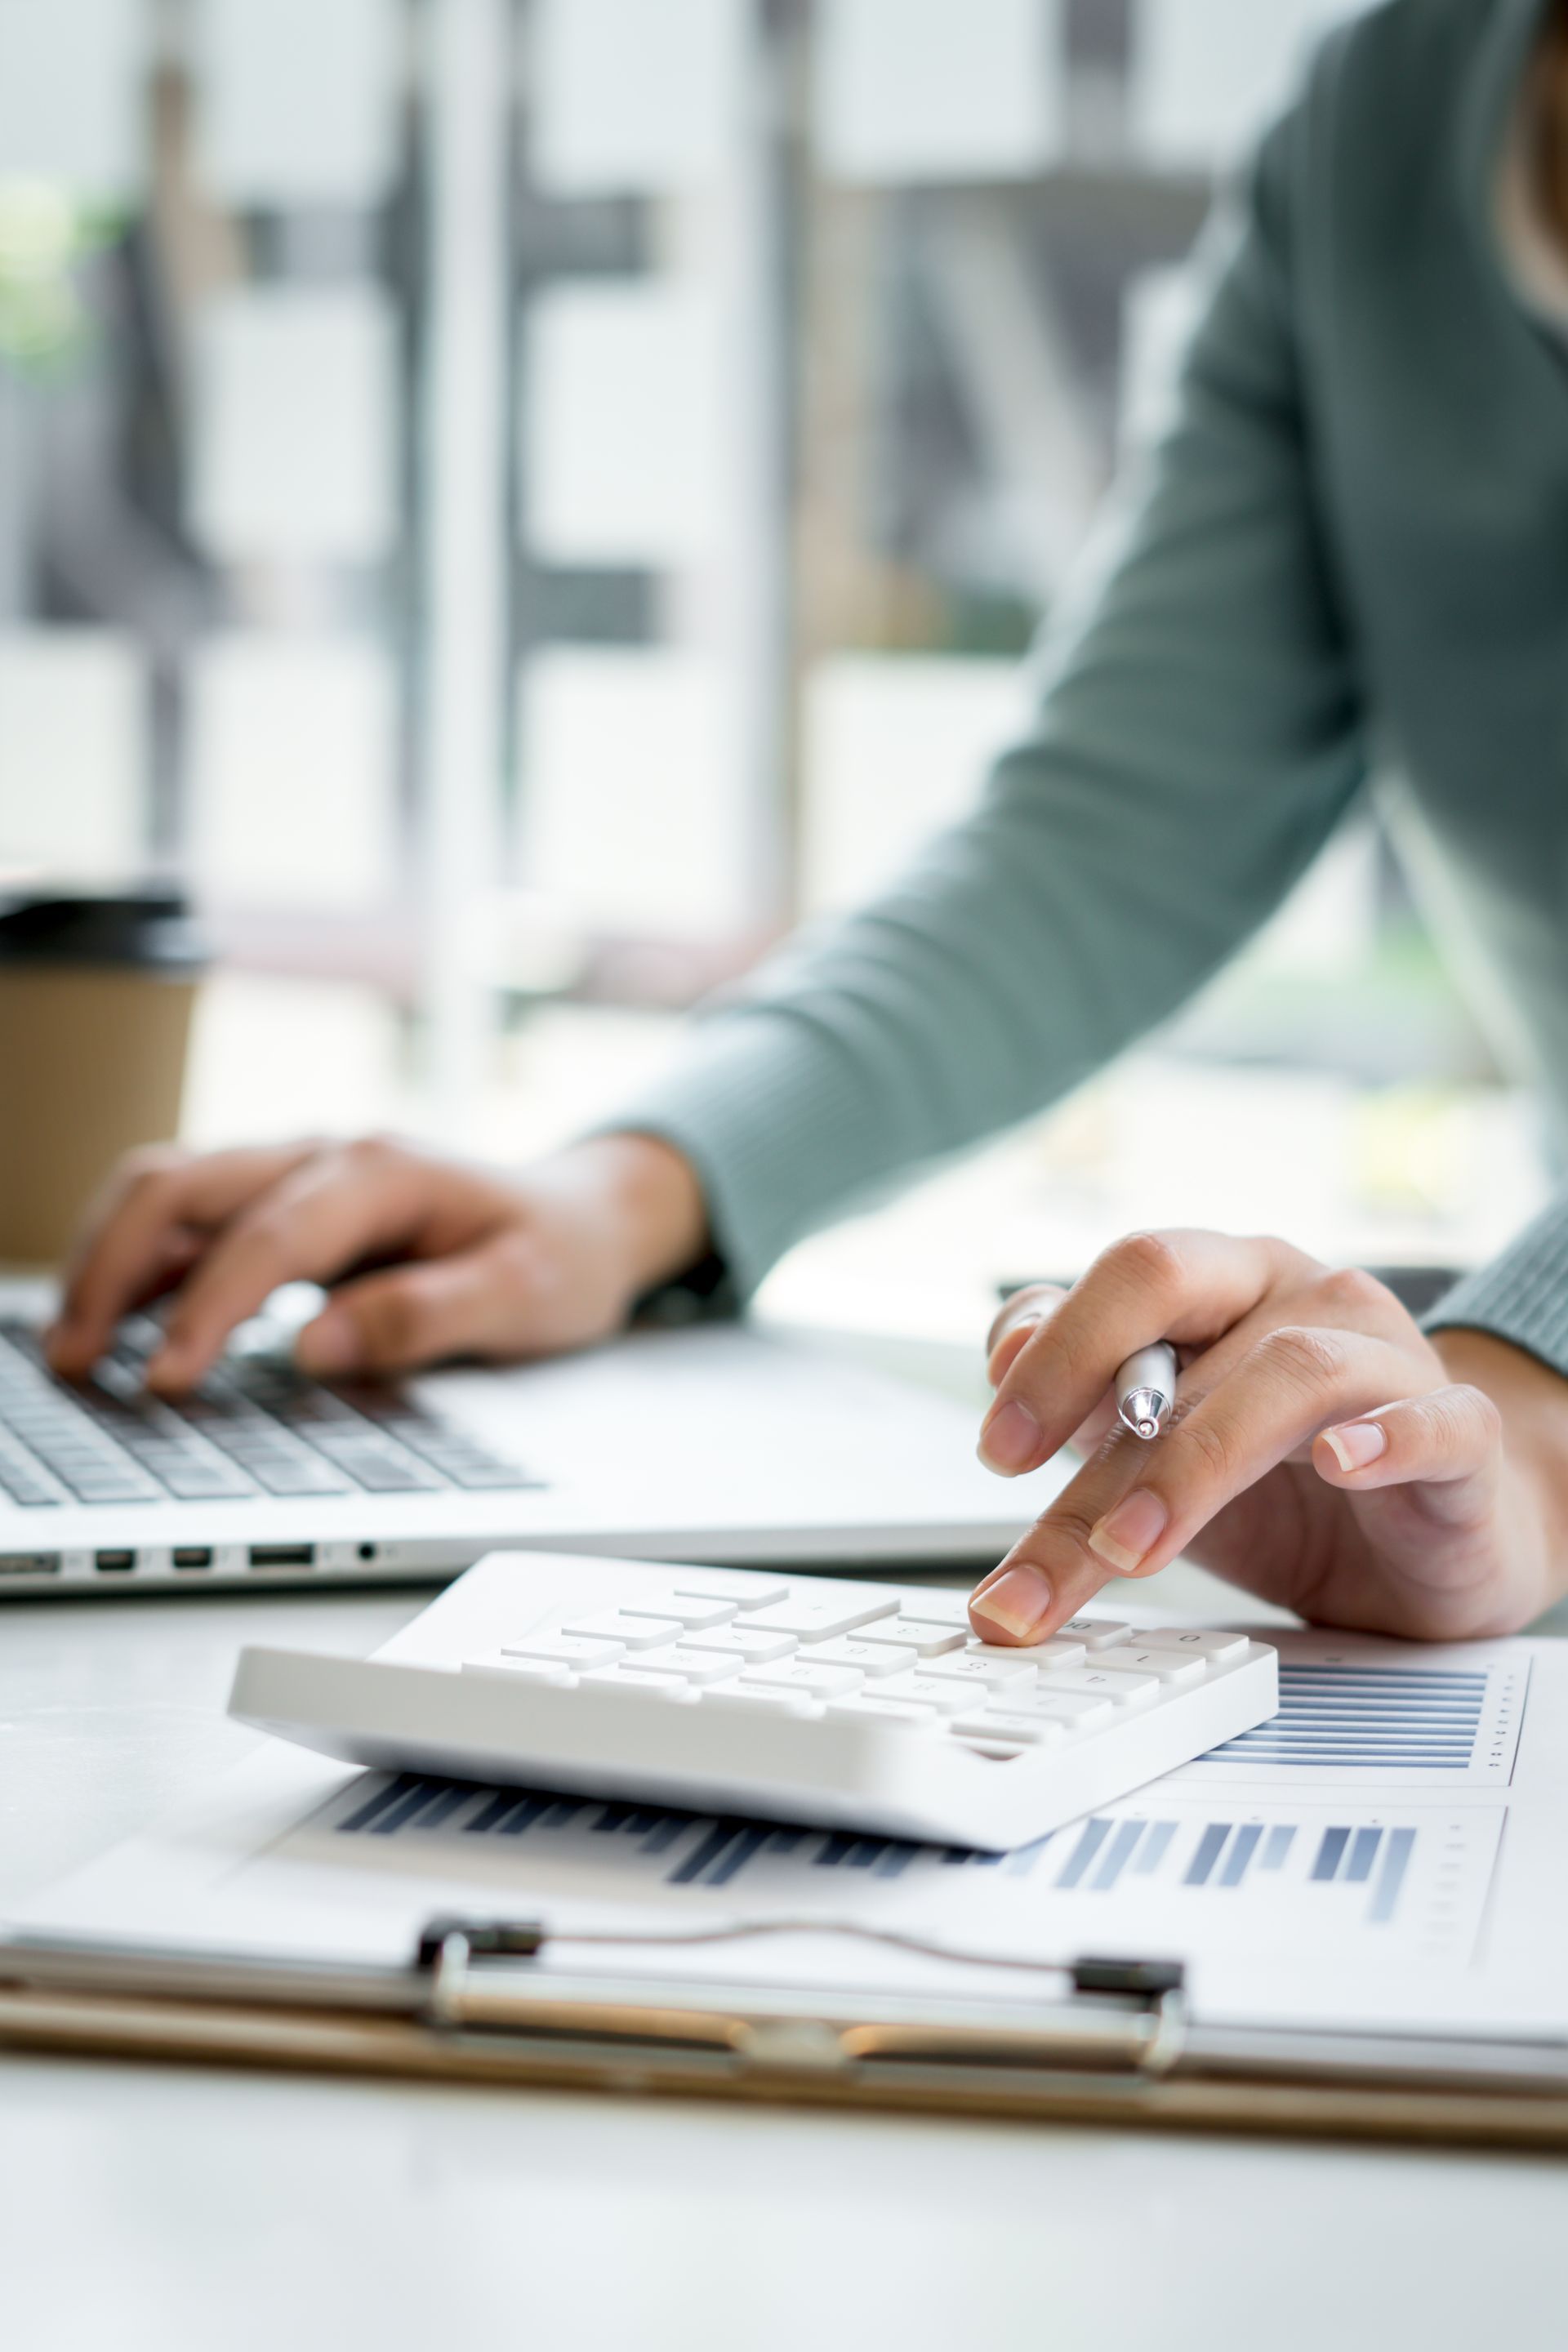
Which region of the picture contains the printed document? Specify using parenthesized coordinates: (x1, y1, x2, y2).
(9, 1626, 1568, 2040)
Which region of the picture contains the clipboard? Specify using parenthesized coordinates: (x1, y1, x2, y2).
(5, 1916, 1568, 2154)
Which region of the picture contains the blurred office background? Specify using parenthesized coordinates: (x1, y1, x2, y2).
(0, 0, 1549, 1338)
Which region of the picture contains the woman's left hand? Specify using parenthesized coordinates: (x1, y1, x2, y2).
(968, 1230, 1567, 1647)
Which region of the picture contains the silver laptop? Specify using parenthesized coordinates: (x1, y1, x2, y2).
(0, 1280, 1053, 1597)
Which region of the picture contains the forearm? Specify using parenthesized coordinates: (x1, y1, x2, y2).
(1426, 1190, 1568, 1615)
(1431, 1326, 1568, 1615)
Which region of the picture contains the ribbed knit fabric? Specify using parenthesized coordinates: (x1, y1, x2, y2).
(1425, 1191, 1568, 1375)
(604, 0, 1568, 1316)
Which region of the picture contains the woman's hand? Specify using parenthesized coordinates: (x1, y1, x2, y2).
(968, 1230, 1568, 1646)
(45, 1131, 710, 1392)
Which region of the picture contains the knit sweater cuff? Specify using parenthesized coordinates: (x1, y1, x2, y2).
(586, 1007, 906, 1305)
(1423, 1191, 1568, 1379)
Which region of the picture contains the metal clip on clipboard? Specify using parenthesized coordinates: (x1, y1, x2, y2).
(412, 1916, 1191, 2084)
(9, 1915, 1568, 2149)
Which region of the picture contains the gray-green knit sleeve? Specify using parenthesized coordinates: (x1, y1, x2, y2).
(602, 98, 1366, 1302)
(1423, 1192, 1568, 1379)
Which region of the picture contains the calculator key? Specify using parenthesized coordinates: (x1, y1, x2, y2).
(1045, 1665, 1160, 1707)
(870, 1673, 973, 1717)
(740, 1659, 865, 1699)
(561, 1610, 684, 1650)
(679, 1624, 799, 1664)
(700, 1683, 824, 1718)
(618, 1645, 744, 1686)
(970, 1636, 1085, 1671)
(825, 1695, 936, 1726)
(674, 1575, 791, 1611)
(1088, 1647, 1206, 1688)
(463, 1654, 575, 1686)
(501, 1633, 625, 1669)
(952, 1711, 1067, 1747)
(580, 1664, 699, 1700)
(619, 1593, 737, 1630)
(744, 1594, 898, 1641)
(890, 1592, 973, 1627)
(1058, 1617, 1132, 1650)
(1138, 1628, 1251, 1664)
(853, 1617, 966, 1656)
(920, 1650, 1040, 1691)
(1009, 1688, 1116, 1729)
(805, 1637, 920, 1677)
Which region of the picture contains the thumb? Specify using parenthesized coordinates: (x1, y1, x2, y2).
(296, 1245, 532, 1376)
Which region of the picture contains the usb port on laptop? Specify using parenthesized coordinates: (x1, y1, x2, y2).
(248, 1544, 314, 1570)
(172, 1547, 213, 1571)
(94, 1549, 136, 1574)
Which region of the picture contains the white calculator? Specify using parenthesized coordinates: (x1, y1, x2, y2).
(229, 1552, 1279, 1852)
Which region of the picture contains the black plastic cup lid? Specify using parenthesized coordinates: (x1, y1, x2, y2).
(0, 889, 209, 973)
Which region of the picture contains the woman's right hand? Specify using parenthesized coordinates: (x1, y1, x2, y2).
(44, 1130, 710, 1393)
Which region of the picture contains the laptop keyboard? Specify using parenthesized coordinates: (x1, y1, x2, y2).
(0, 1319, 536, 1507)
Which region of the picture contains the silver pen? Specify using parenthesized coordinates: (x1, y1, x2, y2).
(1116, 1342, 1178, 1440)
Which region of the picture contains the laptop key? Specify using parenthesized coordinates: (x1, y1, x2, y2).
(159, 1464, 258, 1500)
(0, 1460, 60, 1505)
(334, 1458, 442, 1494)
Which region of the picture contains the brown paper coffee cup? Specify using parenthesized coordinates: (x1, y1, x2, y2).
(0, 893, 207, 1269)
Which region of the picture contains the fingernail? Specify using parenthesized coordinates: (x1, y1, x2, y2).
(978, 1398, 1043, 1474)
(296, 1312, 359, 1375)
(1321, 1419, 1387, 1472)
(1088, 1489, 1169, 1575)
(970, 1564, 1053, 1640)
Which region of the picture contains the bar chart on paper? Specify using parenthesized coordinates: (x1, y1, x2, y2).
(321, 1774, 1503, 1972)
(301, 1633, 1524, 1985)
(1173, 1634, 1528, 1788)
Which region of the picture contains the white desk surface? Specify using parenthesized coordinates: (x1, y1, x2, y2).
(2, 1579, 1565, 2352)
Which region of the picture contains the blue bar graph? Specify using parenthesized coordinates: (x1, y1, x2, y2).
(1209, 1664, 1486, 1770)
(1259, 1824, 1295, 1870)
(705, 1827, 770, 1888)
(372, 1780, 449, 1837)
(1312, 1825, 1352, 1881)
(1185, 1823, 1232, 1886)
(1089, 1820, 1146, 1891)
(1370, 1826, 1416, 1924)
(669, 1823, 746, 1885)
(327, 1771, 1436, 1934)
(497, 1796, 554, 1838)
(1133, 1821, 1177, 1874)
(337, 1773, 421, 1835)
(1056, 1818, 1113, 1889)
(1218, 1822, 1263, 1886)
(1344, 1825, 1383, 1882)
